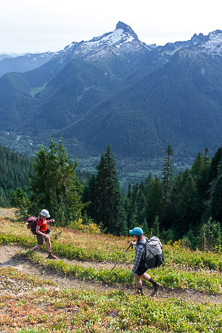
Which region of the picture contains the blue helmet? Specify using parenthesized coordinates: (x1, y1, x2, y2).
(129, 227, 143, 237)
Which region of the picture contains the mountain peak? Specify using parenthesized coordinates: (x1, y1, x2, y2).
(116, 22, 139, 40)
(189, 32, 208, 46)
(187, 29, 222, 55)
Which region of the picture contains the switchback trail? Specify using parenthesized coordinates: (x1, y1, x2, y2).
(0, 244, 221, 304)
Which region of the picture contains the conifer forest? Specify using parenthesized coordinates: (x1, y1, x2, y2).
(1, 139, 222, 251)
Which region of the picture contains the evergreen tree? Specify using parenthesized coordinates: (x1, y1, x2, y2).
(210, 170, 222, 222)
(163, 170, 184, 230)
(182, 229, 195, 250)
(0, 188, 8, 208)
(144, 176, 163, 228)
(211, 221, 221, 252)
(162, 145, 174, 198)
(153, 215, 160, 237)
(124, 182, 146, 229)
(161, 228, 174, 244)
(142, 218, 149, 235)
(11, 187, 28, 208)
(144, 172, 153, 195)
(161, 145, 174, 225)
(191, 151, 205, 176)
(82, 174, 97, 221)
(206, 146, 222, 195)
(28, 138, 85, 225)
(175, 171, 203, 236)
(124, 183, 132, 228)
(191, 151, 211, 200)
(197, 218, 221, 252)
(0, 143, 33, 205)
(93, 144, 127, 235)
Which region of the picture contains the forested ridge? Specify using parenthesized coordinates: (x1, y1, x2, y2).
(83, 144, 222, 250)
(0, 144, 33, 206)
(1, 140, 222, 250)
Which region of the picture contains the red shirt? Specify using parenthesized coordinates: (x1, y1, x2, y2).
(36, 218, 47, 233)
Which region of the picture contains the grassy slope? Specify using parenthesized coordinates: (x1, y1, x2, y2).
(0, 213, 222, 332)
(0, 220, 222, 293)
(0, 266, 222, 333)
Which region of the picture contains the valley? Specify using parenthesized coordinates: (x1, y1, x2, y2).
(1, 23, 222, 172)
(0, 129, 194, 187)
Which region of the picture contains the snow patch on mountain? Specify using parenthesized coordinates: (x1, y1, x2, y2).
(160, 40, 190, 57)
(185, 30, 222, 55)
(160, 30, 222, 59)
(202, 30, 222, 54)
(85, 29, 126, 46)
(63, 23, 138, 54)
(45, 24, 222, 71)
(59, 22, 151, 62)
(162, 44, 185, 56)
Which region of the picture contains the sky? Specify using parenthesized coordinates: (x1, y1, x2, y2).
(0, 0, 221, 54)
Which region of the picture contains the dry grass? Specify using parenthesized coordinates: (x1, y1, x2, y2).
(0, 208, 18, 221)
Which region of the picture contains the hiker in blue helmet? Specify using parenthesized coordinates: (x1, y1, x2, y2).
(129, 227, 161, 296)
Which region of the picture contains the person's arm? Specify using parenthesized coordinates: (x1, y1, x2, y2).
(131, 246, 144, 277)
(47, 219, 55, 223)
(36, 225, 49, 239)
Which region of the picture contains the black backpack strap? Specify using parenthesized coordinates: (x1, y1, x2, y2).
(145, 240, 155, 257)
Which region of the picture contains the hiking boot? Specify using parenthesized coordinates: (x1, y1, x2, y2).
(153, 283, 161, 294)
(47, 254, 57, 259)
(132, 288, 144, 296)
(138, 289, 144, 296)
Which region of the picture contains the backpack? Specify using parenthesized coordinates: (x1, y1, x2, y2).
(140, 236, 165, 269)
(26, 216, 51, 235)
(26, 216, 38, 235)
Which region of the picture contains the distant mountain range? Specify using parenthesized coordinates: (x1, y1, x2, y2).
(0, 52, 54, 77)
(1, 22, 222, 166)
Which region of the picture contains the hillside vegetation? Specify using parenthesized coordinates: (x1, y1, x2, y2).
(0, 144, 33, 206)
(0, 213, 222, 332)
(2, 138, 222, 247)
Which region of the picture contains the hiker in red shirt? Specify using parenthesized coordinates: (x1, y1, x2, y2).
(31, 209, 57, 259)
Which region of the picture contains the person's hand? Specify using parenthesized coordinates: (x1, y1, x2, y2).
(130, 241, 136, 248)
(49, 219, 55, 223)
(44, 234, 50, 240)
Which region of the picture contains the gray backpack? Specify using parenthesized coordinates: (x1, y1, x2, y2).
(140, 236, 165, 269)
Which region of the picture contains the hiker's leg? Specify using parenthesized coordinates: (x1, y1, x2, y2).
(31, 245, 42, 251)
(32, 235, 44, 251)
(46, 238, 51, 253)
(141, 272, 160, 290)
(141, 272, 151, 282)
(133, 273, 145, 295)
(134, 273, 143, 289)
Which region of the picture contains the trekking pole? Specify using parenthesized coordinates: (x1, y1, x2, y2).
(109, 244, 131, 273)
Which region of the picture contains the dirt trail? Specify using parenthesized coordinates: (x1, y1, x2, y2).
(0, 209, 221, 303)
(0, 244, 222, 304)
